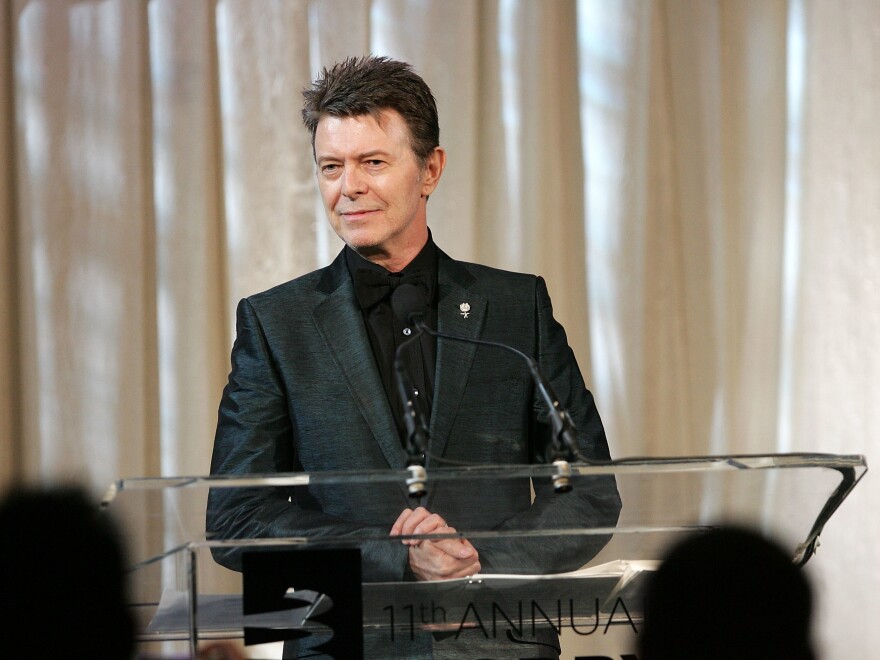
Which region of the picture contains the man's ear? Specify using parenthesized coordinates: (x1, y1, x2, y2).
(420, 147, 447, 197)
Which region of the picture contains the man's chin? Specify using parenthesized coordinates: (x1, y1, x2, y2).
(340, 234, 385, 257)
(348, 244, 386, 261)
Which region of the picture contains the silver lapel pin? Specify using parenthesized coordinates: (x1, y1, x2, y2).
(459, 302, 471, 318)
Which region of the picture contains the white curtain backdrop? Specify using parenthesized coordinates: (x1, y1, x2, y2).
(1, 0, 878, 657)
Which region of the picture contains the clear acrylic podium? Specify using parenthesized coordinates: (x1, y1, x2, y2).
(105, 453, 866, 658)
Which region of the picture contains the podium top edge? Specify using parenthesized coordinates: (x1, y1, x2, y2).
(106, 452, 867, 497)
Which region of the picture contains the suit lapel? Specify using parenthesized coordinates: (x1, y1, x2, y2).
(311, 252, 406, 469)
(428, 255, 485, 465)
(308, 249, 487, 470)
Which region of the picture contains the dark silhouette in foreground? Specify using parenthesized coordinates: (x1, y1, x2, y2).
(640, 526, 814, 660)
(0, 485, 135, 659)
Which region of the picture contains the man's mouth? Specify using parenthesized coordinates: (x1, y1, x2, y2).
(339, 209, 379, 220)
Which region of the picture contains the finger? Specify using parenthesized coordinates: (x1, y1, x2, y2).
(411, 513, 448, 536)
(406, 543, 461, 581)
(389, 508, 414, 536)
(420, 525, 475, 559)
(428, 536, 475, 559)
(399, 507, 434, 536)
(410, 545, 481, 581)
(398, 507, 434, 545)
(408, 537, 480, 576)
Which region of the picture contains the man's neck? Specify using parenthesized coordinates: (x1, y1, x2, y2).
(352, 231, 430, 273)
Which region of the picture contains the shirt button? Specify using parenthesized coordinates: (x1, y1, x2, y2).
(402, 327, 412, 336)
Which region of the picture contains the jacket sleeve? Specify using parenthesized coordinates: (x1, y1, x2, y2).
(476, 276, 622, 574)
(206, 298, 408, 581)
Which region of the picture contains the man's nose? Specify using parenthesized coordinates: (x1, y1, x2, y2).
(340, 166, 367, 198)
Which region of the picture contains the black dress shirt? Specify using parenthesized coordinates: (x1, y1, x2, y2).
(345, 238, 438, 445)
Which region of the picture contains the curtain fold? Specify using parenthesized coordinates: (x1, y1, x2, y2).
(12, 0, 158, 488)
(1, 0, 20, 486)
(149, 0, 228, 478)
(788, 1, 880, 650)
(1, 0, 878, 655)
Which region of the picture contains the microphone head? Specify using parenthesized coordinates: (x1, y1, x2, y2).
(391, 283, 428, 326)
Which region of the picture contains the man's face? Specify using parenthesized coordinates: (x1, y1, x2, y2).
(314, 109, 444, 269)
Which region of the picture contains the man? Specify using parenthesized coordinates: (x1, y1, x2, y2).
(208, 56, 620, 658)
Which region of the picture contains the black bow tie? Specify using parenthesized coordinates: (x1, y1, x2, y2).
(353, 268, 433, 310)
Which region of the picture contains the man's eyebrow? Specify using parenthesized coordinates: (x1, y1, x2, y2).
(359, 150, 392, 159)
(316, 149, 392, 163)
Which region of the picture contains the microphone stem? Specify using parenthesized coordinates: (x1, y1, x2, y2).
(414, 320, 585, 463)
(393, 328, 430, 465)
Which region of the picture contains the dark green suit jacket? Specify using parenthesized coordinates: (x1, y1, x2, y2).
(207, 246, 620, 657)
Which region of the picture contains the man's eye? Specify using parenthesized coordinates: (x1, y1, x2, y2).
(366, 159, 385, 167)
(321, 164, 339, 174)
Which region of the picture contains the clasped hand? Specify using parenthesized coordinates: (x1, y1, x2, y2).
(390, 507, 481, 581)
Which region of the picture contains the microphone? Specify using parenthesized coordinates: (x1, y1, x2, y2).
(391, 280, 430, 327)
(391, 285, 431, 498)
(391, 283, 582, 493)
